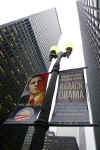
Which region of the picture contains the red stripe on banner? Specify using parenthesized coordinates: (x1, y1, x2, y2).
(14, 114, 31, 121)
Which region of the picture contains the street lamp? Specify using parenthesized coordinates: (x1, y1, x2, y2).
(29, 43, 73, 150)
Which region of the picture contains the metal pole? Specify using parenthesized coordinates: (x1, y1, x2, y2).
(29, 52, 63, 150)
(29, 44, 73, 150)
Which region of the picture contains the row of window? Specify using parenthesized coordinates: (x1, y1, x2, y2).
(78, 3, 100, 65)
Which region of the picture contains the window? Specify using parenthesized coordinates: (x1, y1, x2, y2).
(17, 80, 20, 85)
(0, 82, 3, 88)
(0, 34, 4, 41)
(10, 42, 14, 48)
(0, 50, 5, 58)
(0, 65, 6, 76)
(17, 68, 20, 72)
(11, 70, 15, 75)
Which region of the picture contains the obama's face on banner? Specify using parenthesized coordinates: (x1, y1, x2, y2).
(28, 76, 41, 95)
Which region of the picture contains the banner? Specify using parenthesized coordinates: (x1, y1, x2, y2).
(51, 68, 89, 124)
(4, 73, 48, 124)
(43, 135, 79, 150)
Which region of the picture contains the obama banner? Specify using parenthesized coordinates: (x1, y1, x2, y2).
(51, 68, 89, 124)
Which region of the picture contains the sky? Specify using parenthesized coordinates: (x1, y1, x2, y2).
(0, 0, 84, 70)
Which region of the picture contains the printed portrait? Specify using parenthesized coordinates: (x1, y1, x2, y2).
(21, 73, 48, 107)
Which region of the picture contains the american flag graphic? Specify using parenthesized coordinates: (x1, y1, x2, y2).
(14, 109, 31, 121)
(14, 114, 31, 121)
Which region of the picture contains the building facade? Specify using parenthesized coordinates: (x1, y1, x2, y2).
(77, 0, 100, 149)
(0, 8, 61, 124)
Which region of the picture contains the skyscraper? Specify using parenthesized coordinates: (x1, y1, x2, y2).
(77, 0, 100, 149)
(0, 8, 61, 124)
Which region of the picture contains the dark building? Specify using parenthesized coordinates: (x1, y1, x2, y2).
(0, 8, 61, 124)
(77, 0, 100, 149)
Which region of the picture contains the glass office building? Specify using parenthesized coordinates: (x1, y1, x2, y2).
(0, 8, 61, 150)
(77, 0, 100, 149)
(0, 8, 61, 124)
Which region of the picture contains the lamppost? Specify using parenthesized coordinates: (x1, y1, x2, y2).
(29, 43, 73, 150)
